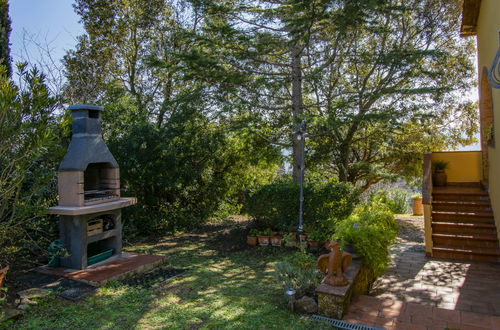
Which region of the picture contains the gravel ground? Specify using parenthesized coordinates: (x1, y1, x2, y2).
(395, 215, 424, 243)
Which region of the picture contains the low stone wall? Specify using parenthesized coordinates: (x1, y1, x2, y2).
(315, 260, 375, 319)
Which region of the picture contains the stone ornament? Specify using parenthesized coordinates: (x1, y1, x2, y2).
(317, 241, 352, 287)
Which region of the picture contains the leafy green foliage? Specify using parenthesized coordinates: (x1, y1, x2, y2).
(433, 160, 449, 171)
(109, 105, 280, 235)
(307, 229, 329, 242)
(369, 189, 409, 214)
(0, 64, 65, 267)
(244, 180, 360, 233)
(274, 251, 321, 297)
(335, 202, 398, 276)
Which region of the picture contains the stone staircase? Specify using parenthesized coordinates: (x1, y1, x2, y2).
(431, 184, 500, 262)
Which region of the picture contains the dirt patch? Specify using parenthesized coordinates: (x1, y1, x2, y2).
(130, 216, 251, 255)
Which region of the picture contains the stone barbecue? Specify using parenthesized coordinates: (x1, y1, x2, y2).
(49, 104, 136, 269)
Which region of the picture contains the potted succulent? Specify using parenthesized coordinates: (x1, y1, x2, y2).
(247, 229, 259, 246)
(270, 232, 282, 246)
(257, 228, 273, 246)
(411, 193, 423, 216)
(433, 160, 449, 186)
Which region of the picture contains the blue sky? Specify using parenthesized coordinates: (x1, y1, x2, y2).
(9, 0, 83, 66)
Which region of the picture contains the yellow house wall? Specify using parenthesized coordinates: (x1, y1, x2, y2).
(476, 0, 500, 240)
(431, 152, 482, 183)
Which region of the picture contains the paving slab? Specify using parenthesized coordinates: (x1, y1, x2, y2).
(344, 216, 500, 329)
(35, 253, 166, 286)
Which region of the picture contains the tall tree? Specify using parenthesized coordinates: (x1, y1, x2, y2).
(306, 0, 477, 187)
(0, 0, 11, 76)
(187, 0, 476, 187)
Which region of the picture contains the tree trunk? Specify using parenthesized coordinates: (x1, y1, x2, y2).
(291, 44, 304, 183)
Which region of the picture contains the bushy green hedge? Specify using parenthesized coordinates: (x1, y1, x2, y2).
(244, 180, 360, 232)
(108, 105, 281, 235)
(335, 202, 398, 276)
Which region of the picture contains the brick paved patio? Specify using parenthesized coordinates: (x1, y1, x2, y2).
(344, 217, 500, 329)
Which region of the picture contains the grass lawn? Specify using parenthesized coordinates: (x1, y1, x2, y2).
(9, 219, 323, 329)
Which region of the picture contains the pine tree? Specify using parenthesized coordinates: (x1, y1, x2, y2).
(0, 0, 11, 76)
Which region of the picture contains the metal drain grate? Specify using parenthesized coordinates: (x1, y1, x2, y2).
(306, 314, 383, 330)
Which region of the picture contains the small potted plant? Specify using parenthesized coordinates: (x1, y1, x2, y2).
(247, 229, 259, 246)
(411, 193, 423, 216)
(270, 232, 282, 246)
(282, 232, 298, 248)
(257, 228, 273, 246)
(433, 160, 449, 186)
(307, 230, 324, 249)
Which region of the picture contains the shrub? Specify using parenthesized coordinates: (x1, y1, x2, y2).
(334, 202, 398, 276)
(274, 251, 321, 297)
(0, 64, 64, 267)
(244, 180, 360, 233)
(369, 189, 409, 214)
(108, 105, 280, 235)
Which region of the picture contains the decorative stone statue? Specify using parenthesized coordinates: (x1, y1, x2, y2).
(0, 266, 8, 288)
(317, 241, 352, 287)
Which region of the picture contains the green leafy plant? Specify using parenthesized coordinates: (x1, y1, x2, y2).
(433, 160, 449, 171)
(308, 229, 328, 242)
(282, 233, 298, 248)
(411, 193, 422, 199)
(260, 228, 274, 236)
(0, 64, 63, 267)
(274, 251, 321, 297)
(249, 229, 260, 237)
(244, 180, 360, 232)
(335, 202, 398, 276)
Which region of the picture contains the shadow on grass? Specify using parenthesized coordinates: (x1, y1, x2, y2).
(14, 219, 321, 329)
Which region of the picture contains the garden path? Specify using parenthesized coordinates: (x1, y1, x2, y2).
(344, 215, 500, 329)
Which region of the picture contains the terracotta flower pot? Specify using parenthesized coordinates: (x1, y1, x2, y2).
(257, 235, 271, 246)
(298, 234, 307, 242)
(434, 170, 447, 186)
(247, 236, 258, 246)
(308, 240, 320, 249)
(412, 197, 423, 216)
(270, 235, 282, 246)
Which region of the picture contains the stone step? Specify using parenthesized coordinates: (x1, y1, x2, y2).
(432, 245, 500, 263)
(432, 200, 492, 212)
(432, 233, 499, 248)
(431, 210, 494, 223)
(432, 188, 489, 202)
(432, 221, 498, 234)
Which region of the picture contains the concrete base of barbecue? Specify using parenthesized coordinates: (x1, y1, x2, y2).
(36, 253, 166, 286)
(49, 198, 137, 270)
(58, 209, 122, 270)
